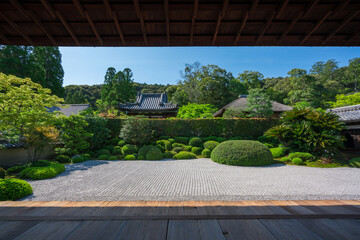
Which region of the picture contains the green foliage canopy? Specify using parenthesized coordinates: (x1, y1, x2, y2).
(177, 103, 218, 119)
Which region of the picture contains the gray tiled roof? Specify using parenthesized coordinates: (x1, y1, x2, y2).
(119, 92, 178, 112)
(213, 96, 292, 117)
(329, 104, 360, 123)
(48, 104, 90, 116)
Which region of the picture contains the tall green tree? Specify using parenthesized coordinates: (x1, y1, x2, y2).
(246, 88, 273, 118)
(101, 67, 136, 109)
(345, 58, 360, 92)
(0, 45, 64, 97)
(237, 71, 264, 90)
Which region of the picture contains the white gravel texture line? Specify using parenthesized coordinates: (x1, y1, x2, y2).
(22, 159, 360, 201)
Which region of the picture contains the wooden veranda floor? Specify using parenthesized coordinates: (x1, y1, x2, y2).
(1, 200, 360, 240)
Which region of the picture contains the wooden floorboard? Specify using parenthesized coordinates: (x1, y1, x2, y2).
(0, 200, 360, 240)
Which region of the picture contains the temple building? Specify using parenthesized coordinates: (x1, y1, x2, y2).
(118, 92, 178, 118)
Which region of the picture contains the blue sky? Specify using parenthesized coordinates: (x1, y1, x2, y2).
(60, 47, 360, 86)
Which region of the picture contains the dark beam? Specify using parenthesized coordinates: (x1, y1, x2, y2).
(56, 11, 80, 46)
(234, 11, 249, 45)
(332, 0, 352, 17)
(164, 0, 170, 45)
(323, 10, 359, 45)
(279, 10, 303, 41)
(103, 0, 112, 17)
(10, 0, 57, 45)
(40, 0, 56, 18)
(134, 0, 148, 45)
(190, 0, 199, 45)
(303, 0, 320, 18)
(256, 11, 276, 44)
(250, 0, 259, 15)
(0, 32, 10, 45)
(345, 30, 360, 46)
(112, 11, 126, 46)
(0, 12, 33, 45)
(212, 0, 229, 45)
(73, 0, 103, 45)
(276, 0, 289, 19)
(300, 11, 332, 45)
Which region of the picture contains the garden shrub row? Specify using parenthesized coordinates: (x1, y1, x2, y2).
(108, 118, 278, 139)
(19, 161, 65, 180)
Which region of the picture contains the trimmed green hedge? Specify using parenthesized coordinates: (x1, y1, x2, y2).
(270, 147, 285, 158)
(202, 149, 211, 158)
(0, 178, 33, 200)
(211, 140, 273, 166)
(173, 151, 197, 159)
(108, 118, 278, 139)
(19, 163, 65, 180)
(146, 148, 163, 160)
(289, 152, 315, 161)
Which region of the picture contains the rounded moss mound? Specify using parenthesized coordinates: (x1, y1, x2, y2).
(108, 156, 117, 160)
(98, 154, 109, 160)
(184, 145, 192, 151)
(122, 144, 138, 155)
(292, 158, 303, 165)
(72, 156, 85, 163)
(96, 149, 111, 157)
(189, 137, 203, 147)
(19, 163, 65, 180)
(172, 143, 185, 149)
(156, 140, 172, 151)
(118, 140, 126, 147)
(173, 151, 197, 159)
(163, 151, 173, 158)
(191, 147, 203, 155)
(7, 165, 27, 174)
(289, 152, 315, 161)
(146, 148, 163, 160)
(56, 155, 71, 163)
(112, 148, 122, 155)
(0, 178, 33, 201)
(124, 155, 136, 160)
(269, 147, 285, 158)
(204, 141, 219, 151)
(202, 149, 211, 158)
(210, 140, 273, 166)
(172, 147, 183, 153)
(138, 145, 156, 156)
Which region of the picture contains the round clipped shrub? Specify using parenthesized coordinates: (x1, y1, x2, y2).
(173, 147, 183, 153)
(280, 156, 290, 162)
(112, 148, 123, 155)
(139, 145, 156, 156)
(191, 147, 203, 155)
(122, 144, 138, 155)
(184, 145, 192, 151)
(118, 140, 126, 147)
(168, 138, 175, 144)
(270, 147, 285, 158)
(163, 151, 173, 158)
(137, 155, 145, 160)
(202, 149, 211, 158)
(7, 165, 27, 174)
(204, 141, 219, 151)
(174, 137, 189, 144)
(30, 160, 52, 167)
(211, 140, 273, 166)
(173, 151, 197, 160)
(156, 144, 165, 152)
(0, 167, 6, 179)
(56, 155, 71, 163)
(146, 148, 163, 160)
(19, 163, 65, 180)
(110, 138, 120, 145)
(189, 137, 203, 147)
(156, 140, 172, 151)
(289, 152, 315, 161)
(98, 154, 109, 160)
(125, 154, 136, 160)
(72, 156, 85, 163)
(172, 143, 185, 149)
(292, 158, 303, 165)
(96, 149, 111, 157)
(108, 156, 117, 160)
(114, 146, 122, 150)
(0, 178, 33, 200)
(82, 154, 91, 161)
(116, 155, 124, 160)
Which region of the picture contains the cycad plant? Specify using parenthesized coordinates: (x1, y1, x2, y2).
(265, 107, 344, 156)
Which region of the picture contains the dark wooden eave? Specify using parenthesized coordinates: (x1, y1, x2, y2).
(0, 0, 359, 47)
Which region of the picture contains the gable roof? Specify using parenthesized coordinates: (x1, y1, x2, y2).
(119, 92, 178, 112)
(48, 104, 90, 117)
(329, 104, 360, 123)
(213, 96, 292, 117)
